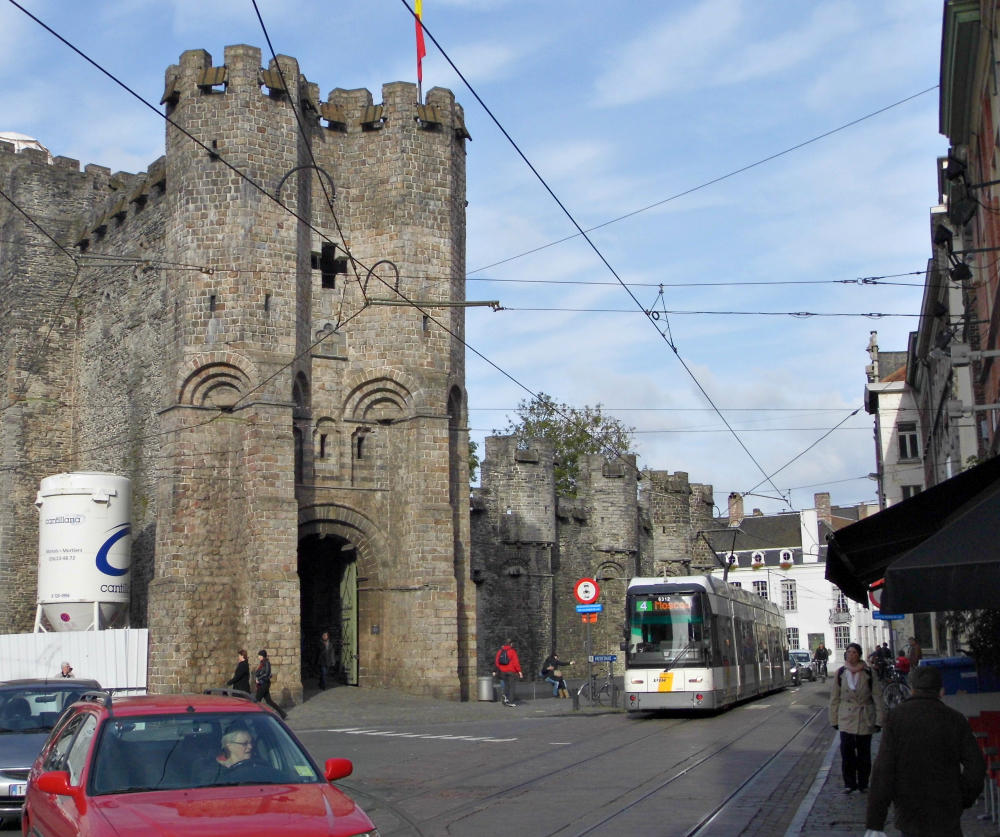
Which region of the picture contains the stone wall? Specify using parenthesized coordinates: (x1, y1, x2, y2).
(472, 435, 714, 681)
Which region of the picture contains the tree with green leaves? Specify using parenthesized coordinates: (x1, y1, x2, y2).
(495, 393, 636, 496)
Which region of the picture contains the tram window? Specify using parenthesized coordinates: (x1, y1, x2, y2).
(627, 593, 708, 666)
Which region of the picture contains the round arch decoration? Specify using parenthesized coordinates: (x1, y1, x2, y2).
(176, 352, 257, 409)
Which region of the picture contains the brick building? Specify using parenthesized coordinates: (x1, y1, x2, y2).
(0, 45, 474, 700)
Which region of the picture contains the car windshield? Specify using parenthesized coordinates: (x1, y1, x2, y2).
(0, 687, 86, 734)
(88, 712, 323, 795)
(790, 652, 810, 663)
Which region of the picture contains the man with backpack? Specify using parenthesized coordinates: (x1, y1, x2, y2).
(494, 641, 523, 706)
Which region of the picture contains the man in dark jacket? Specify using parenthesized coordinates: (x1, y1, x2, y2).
(865, 665, 985, 837)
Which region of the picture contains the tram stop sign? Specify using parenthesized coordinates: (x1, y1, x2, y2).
(574, 577, 600, 604)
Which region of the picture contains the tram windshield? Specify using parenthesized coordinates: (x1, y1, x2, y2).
(626, 592, 707, 667)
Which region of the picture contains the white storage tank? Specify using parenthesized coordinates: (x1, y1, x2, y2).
(34, 472, 132, 632)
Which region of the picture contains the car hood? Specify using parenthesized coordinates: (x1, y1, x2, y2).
(91, 783, 376, 836)
(0, 731, 49, 769)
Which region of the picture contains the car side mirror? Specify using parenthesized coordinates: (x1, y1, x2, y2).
(324, 757, 353, 782)
(36, 771, 75, 797)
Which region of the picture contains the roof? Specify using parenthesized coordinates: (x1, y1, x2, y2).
(103, 692, 261, 716)
(708, 513, 802, 551)
(0, 678, 100, 689)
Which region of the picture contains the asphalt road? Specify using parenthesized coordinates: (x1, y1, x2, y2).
(292, 682, 833, 837)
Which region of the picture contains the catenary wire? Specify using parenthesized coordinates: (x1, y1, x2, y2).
(465, 86, 940, 275)
(402, 0, 788, 502)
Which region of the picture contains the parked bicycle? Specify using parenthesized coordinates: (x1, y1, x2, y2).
(577, 664, 615, 707)
(882, 663, 911, 711)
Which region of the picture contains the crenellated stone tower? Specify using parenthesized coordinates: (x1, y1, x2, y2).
(0, 45, 474, 700)
(471, 435, 715, 677)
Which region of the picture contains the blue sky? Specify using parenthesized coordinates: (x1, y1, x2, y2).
(0, 0, 946, 515)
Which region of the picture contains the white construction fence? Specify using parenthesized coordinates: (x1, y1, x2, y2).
(0, 629, 148, 692)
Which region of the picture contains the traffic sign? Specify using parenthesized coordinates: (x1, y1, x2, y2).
(873, 611, 904, 621)
(581, 613, 597, 623)
(574, 577, 600, 604)
(575, 603, 603, 613)
(590, 654, 617, 662)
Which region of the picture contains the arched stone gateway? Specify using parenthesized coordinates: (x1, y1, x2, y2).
(298, 505, 383, 689)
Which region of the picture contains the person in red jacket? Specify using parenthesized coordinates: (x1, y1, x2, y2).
(494, 641, 523, 706)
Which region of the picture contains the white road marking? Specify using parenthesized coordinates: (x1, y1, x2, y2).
(317, 727, 518, 743)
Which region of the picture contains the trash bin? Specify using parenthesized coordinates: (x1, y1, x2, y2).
(918, 657, 979, 694)
(478, 675, 495, 701)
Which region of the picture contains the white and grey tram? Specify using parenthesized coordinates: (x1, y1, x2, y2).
(622, 575, 789, 712)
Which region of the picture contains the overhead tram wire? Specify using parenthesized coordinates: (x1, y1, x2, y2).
(494, 306, 922, 318)
(402, 0, 791, 502)
(466, 86, 940, 276)
(742, 408, 862, 497)
(249, 0, 371, 310)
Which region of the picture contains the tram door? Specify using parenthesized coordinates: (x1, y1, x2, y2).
(340, 559, 358, 685)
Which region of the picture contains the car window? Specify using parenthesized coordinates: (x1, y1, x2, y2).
(43, 712, 86, 772)
(90, 712, 322, 795)
(0, 686, 94, 733)
(65, 714, 99, 784)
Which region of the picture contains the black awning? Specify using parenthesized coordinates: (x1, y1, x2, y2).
(825, 455, 1000, 608)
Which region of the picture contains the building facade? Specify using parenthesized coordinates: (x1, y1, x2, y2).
(0, 45, 475, 700)
(706, 493, 893, 657)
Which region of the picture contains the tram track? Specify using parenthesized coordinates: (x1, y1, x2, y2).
(335, 692, 822, 837)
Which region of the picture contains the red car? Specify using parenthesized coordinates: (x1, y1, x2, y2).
(21, 689, 378, 836)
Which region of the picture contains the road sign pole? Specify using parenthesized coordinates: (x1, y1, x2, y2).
(586, 616, 593, 698)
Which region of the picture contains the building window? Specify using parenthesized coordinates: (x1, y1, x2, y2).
(786, 627, 800, 649)
(834, 625, 851, 650)
(782, 579, 797, 612)
(729, 581, 741, 589)
(834, 592, 849, 613)
(898, 422, 919, 460)
(753, 580, 768, 600)
(901, 484, 922, 500)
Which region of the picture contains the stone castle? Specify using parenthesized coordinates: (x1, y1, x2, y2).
(0, 45, 717, 701)
(472, 436, 717, 680)
(0, 45, 475, 700)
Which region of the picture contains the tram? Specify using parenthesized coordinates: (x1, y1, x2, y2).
(622, 574, 789, 712)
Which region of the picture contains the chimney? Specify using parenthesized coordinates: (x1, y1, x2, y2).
(728, 492, 744, 527)
(814, 492, 832, 528)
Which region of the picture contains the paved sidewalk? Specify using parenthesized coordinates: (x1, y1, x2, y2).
(786, 709, 999, 836)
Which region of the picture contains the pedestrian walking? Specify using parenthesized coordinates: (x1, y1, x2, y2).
(225, 649, 250, 693)
(316, 630, 338, 690)
(865, 665, 985, 837)
(906, 636, 923, 671)
(494, 640, 522, 706)
(830, 642, 884, 794)
(254, 649, 287, 720)
(59, 661, 73, 678)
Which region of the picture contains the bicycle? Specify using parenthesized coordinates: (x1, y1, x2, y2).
(576, 665, 615, 707)
(812, 659, 828, 682)
(882, 664, 911, 711)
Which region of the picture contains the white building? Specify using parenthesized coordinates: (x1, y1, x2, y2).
(707, 492, 892, 659)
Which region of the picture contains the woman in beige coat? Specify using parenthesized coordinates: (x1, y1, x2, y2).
(829, 642, 884, 794)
